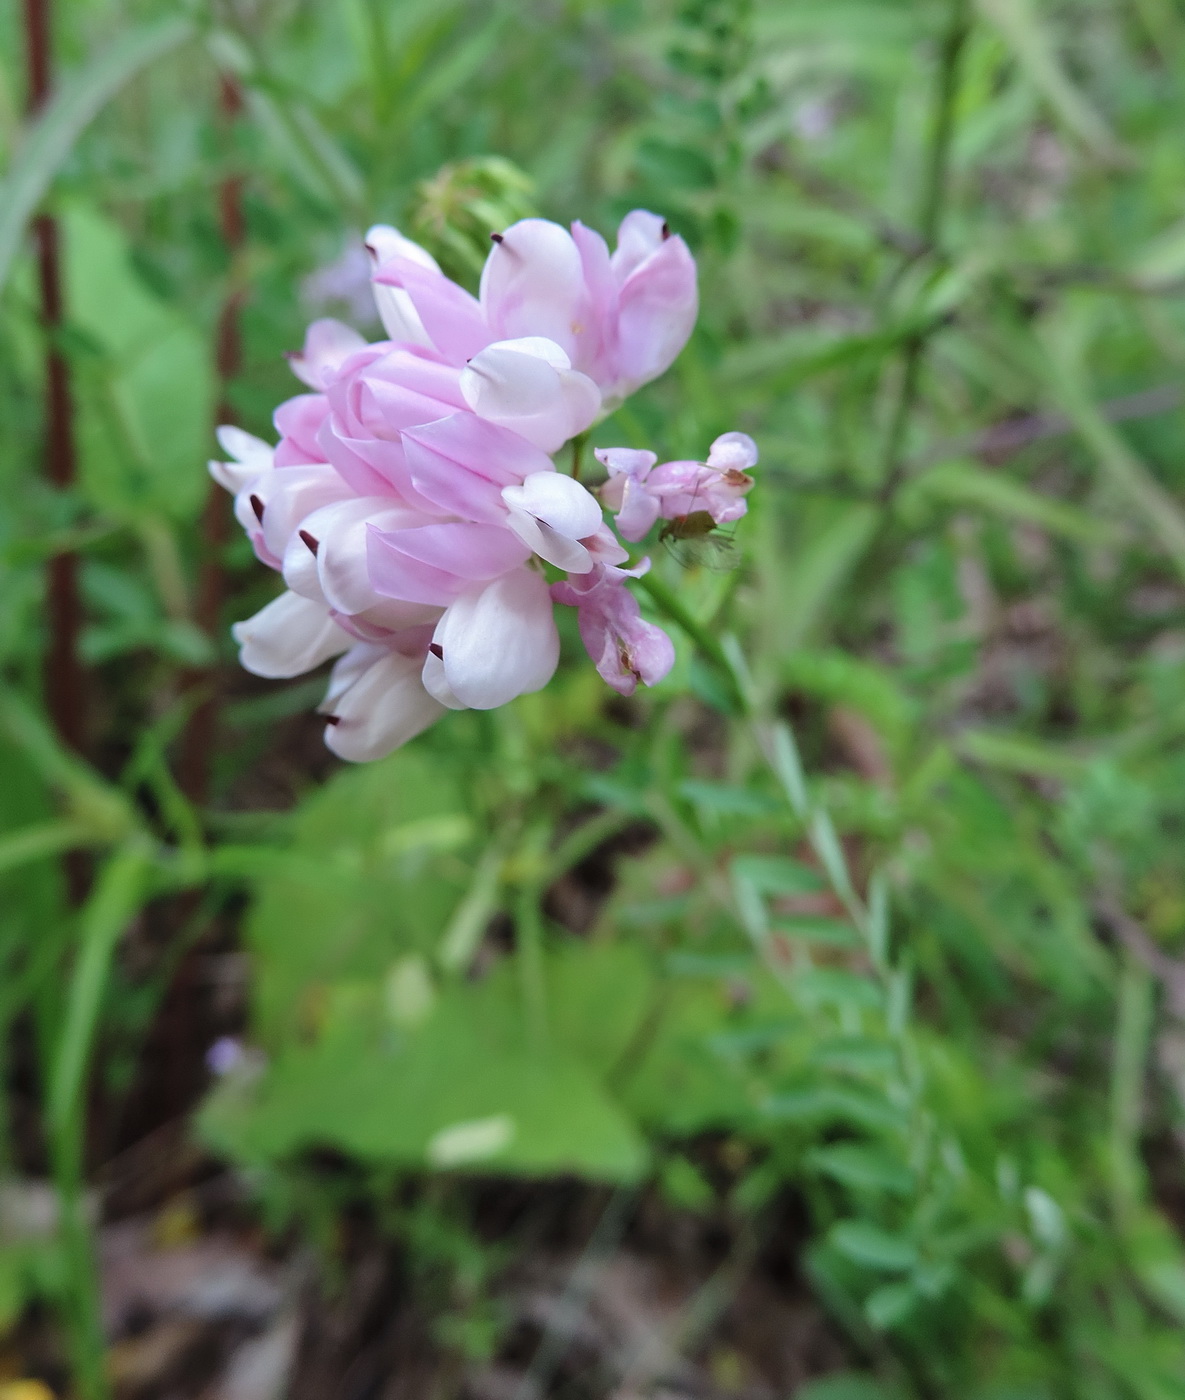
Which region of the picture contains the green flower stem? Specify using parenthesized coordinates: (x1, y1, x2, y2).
(637, 572, 750, 715)
(48, 837, 153, 1400)
(1109, 951, 1155, 1220)
(569, 430, 589, 482)
(877, 0, 971, 502)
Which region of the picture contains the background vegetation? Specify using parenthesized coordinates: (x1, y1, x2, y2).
(5, 1, 1185, 1397)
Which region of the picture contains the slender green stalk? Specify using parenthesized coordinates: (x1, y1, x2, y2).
(48, 838, 152, 1400)
(639, 577, 879, 948)
(1109, 952, 1154, 1220)
(570, 430, 589, 482)
(877, 0, 970, 502)
(438, 841, 507, 974)
(538, 808, 637, 888)
(638, 572, 749, 714)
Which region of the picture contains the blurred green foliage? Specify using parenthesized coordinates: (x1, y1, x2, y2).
(7, 0, 1185, 1396)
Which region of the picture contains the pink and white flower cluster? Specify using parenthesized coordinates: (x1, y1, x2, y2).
(211, 211, 757, 761)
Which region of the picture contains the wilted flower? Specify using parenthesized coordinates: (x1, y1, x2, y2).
(551, 561, 676, 697)
(212, 207, 751, 761)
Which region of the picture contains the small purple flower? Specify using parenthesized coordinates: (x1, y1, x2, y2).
(206, 1036, 245, 1076)
(597, 432, 758, 542)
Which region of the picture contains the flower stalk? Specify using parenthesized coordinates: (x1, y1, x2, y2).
(877, 0, 972, 503)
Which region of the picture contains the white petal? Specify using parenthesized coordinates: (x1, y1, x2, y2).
(479, 219, 587, 357)
(232, 591, 349, 678)
(320, 641, 384, 708)
(289, 319, 367, 388)
(253, 464, 354, 562)
(373, 283, 434, 348)
(433, 570, 559, 709)
(706, 431, 759, 472)
(209, 457, 260, 494)
(365, 224, 441, 273)
(486, 335, 572, 370)
(610, 210, 667, 282)
(281, 526, 326, 604)
(301, 497, 421, 616)
(366, 225, 440, 346)
(217, 425, 275, 468)
(502, 471, 603, 539)
(211, 426, 274, 492)
(594, 446, 656, 478)
(460, 340, 601, 454)
(421, 650, 467, 709)
(503, 506, 592, 573)
(322, 646, 445, 761)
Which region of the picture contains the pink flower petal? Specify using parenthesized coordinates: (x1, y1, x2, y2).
(402, 414, 554, 522)
(376, 521, 530, 580)
(552, 563, 674, 695)
(374, 257, 490, 363)
(614, 233, 698, 395)
(287, 319, 368, 389)
(274, 394, 330, 466)
(480, 218, 589, 360)
(610, 210, 668, 283)
(367, 521, 528, 607)
(316, 416, 398, 497)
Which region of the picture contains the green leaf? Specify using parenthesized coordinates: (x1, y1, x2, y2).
(660, 1154, 716, 1212)
(903, 460, 1115, 543)
(678, 780, 780, 818)
(864, 1280, 918, 1329)
(830, 1220, 918, 1272)
(635, 139, 715, 190)
(62, 203, 214, 520)
(244, 749, 474, 1045)
(808, 1144, 915, 1195)
(796, 1375, 900, 1400)
(730, 855, 825, 896)
(763, 1088, 907, 1132)
(782, 651, 915, 755)
(771, 916, 861, 949)
(794, 967, 883, 1012)
(0, 17, 193, 293)
(768, 502, 879, 655)
(200, 963, 648, 1182)
(809, 1037, 897, 1076)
